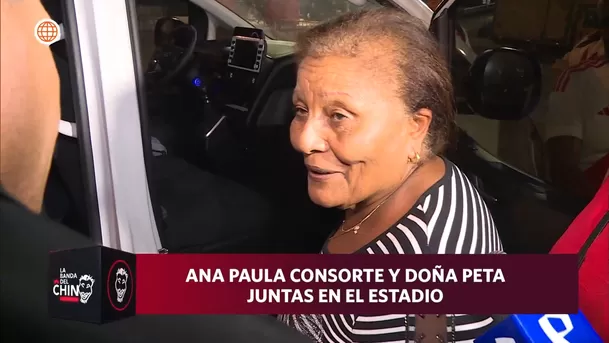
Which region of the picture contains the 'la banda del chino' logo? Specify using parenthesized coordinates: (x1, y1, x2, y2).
(52, 268, 95, 304)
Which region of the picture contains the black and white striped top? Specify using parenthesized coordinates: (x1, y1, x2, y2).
(279, 158, 503, 342)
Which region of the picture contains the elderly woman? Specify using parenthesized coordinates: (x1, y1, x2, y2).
(278, 8, 503, 343)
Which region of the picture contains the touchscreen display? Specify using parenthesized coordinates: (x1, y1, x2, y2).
(228, 37, 263, 72)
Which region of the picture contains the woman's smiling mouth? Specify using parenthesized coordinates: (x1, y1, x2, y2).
(306, 164, 342, 181)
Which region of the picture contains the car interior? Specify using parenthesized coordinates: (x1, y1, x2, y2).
(43, 1, 342, 254)
(140, 14, 344, 253)
(42, 0, 586, 255)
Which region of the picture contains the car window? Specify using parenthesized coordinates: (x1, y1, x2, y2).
(216, 21, 235, 40)
(135, 1, 189, 66)
(425, 0, 443, 11)
(453, 0, 574, 178)
(216, 0, 383, 41)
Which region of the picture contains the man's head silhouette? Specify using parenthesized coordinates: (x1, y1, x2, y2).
(0, 0, 61, 212)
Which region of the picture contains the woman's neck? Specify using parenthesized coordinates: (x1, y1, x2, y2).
(343, 155, 445, 223)
(344, 162, 422, 221)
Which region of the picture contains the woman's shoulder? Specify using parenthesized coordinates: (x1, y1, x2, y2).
(408, 158, 481, 213)
(351, 158, 502, 255)
(401, 157, 462, 213)
(386, 158, 503, 254)
(416, 157, 472, 191)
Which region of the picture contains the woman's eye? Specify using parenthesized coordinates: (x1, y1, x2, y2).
(294, 107, 308, 117)
(331, 112, 348, 121)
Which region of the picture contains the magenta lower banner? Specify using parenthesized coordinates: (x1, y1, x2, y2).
(135, 254, 577, 315)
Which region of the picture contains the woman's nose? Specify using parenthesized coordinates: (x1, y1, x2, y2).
(292, 118, 329, 155)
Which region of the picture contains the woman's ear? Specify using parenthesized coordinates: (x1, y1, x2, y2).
(409, 108, 433, 143)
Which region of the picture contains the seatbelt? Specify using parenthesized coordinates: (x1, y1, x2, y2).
(578, 210, 609, 269)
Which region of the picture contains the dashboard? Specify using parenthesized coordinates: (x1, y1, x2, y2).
(153, 25, 299, 172)
(227, 28, 265, 73)
(175, 26, 297, 130)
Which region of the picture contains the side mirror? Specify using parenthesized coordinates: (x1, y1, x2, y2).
(465, 47, 542, 121)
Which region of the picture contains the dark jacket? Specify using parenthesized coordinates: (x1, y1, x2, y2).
(0, 185, 311, 342)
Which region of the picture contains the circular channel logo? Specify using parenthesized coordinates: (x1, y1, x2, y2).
(34, 19, 61, 45)
(106, 260, 133, 311)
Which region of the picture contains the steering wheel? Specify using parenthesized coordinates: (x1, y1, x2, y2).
(146, 23, 198, 86)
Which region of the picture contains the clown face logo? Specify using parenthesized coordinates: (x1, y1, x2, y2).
(78, 275, 95, 304)
(107, 260, 133, 311)
(115, 268, 128, 303)
(53, 269, 95, 304)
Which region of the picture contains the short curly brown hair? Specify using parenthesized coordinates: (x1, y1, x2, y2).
(296, 7, 456, 155)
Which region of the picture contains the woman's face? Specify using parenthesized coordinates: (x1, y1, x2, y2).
(290, 54, 430, 208)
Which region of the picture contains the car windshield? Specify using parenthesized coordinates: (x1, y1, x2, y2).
(216, 0, 386, 41)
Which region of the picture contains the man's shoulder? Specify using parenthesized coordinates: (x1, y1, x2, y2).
(558, 32, 606, 69)
(0, 190, 313, 342)
(574, 31, 603, 50)
(0, 188, 92, 250)
(0, 187, 103, 341)
(550, 35, 607, 94)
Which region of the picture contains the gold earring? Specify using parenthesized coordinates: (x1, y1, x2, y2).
(408, 152, 420, 164)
